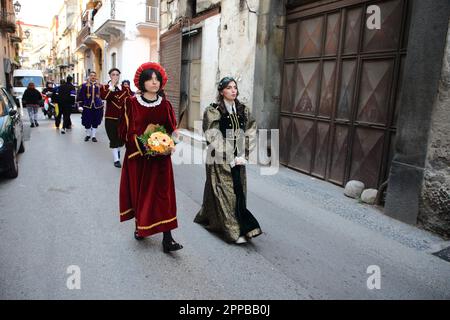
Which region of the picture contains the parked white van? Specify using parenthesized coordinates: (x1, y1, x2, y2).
(12, 69, 45, 105)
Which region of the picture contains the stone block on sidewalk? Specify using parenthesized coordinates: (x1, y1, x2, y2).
(361, 189, 378, 205)
(344, 180, 365, 199)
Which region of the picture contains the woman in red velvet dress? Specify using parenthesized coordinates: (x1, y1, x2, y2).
(118, 62, 183, 253)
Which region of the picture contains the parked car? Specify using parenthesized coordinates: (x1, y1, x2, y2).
(0, 86, 24, 178)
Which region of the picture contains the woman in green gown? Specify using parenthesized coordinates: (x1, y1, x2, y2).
(194, 77, 262, 244)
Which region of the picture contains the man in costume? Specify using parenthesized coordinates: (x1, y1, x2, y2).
(77, 71, 104, 142)
(100, 68, 132, 167)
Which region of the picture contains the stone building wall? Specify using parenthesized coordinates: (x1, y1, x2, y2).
(419, 21, 450, 238)
(384, 0, 450, 228)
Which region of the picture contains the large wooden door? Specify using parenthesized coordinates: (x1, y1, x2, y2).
(188, 60, 201, 131)
(181, 30, 202, 131)
(280, 0, 410, 188)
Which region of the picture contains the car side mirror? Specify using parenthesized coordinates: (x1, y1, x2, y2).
(9, 109, 17, 117)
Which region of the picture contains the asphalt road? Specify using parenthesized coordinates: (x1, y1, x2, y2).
(0, 113, 449, 299)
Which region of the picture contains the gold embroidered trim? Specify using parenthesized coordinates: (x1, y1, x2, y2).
(128, 151, 140, 159)
(229, 112, 241, 154)
(137, 217, 177, 230)
(119, 91, 127, 99)
(112, 101, 123, 109)
(246, 228, 262, 238)
(120, 208, 134, 216)
(124, 97, 129, 142)
(134, 135, 143, 155)
(104, 89, 111, 100)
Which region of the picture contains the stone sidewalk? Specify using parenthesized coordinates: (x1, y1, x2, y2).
(178, 129, 450, 257)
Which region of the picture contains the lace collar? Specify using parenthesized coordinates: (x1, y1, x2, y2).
(136, 94, 162, 108)
(109, 84, 122, 91)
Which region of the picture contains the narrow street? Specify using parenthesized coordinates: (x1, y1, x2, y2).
(1, 113, 449, 300)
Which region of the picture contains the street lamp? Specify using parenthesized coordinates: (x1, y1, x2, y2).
(13, 1, 21, 14)
(24, 29, 30, 39)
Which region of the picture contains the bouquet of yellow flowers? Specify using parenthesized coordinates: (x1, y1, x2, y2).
(137, 124, 176, 156)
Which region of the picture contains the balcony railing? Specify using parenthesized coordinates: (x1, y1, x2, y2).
(56, 57, 69, 67)
(76, 24, 91, 49)
(10, 27, 21, 43)
(0, 10, 16, 33)
(93, 0, 159, 33)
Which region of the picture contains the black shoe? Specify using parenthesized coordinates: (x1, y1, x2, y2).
(114, 161, 121, 168)
(30, 123, 35, 128)
(35, 121, 39, 127)
(92, 137, 98, 142)
(162, 239, 183, 253)
(84, 136, 90, 142)
(134, 230, 144, 241)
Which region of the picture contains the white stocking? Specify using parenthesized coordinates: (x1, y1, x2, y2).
(112, 148, 119, 162)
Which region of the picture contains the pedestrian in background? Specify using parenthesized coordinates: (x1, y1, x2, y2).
(22, 82, 42, 128)
(100, 68, 131, 167)
(194, 77, 262, 244)
(55, 75, 76, 134)
(42, 81, 54, 118)
(77, 71, 104, 142)
(121, 80, 135, 96)
(53, 79, 65, 129)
